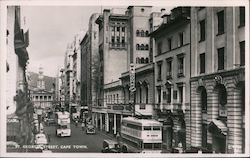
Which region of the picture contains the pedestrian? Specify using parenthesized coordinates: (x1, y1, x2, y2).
(81, 121, 85, 131)
(75, 119, 78, 127)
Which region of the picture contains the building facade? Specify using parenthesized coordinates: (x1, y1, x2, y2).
(6, 6, 32, 148)
(150, 7, 191, 152)
(28, 67, 56, 110)
(189, 7, 245, 153)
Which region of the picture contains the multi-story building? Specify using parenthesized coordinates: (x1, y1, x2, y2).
(150, 7, 191, 151)
(28, 67, 56, 110)
(72, 33, 84, 105)
(6, 6, 32, 147)
(189, 7, 245, 154)
(63, 44, 74, 111)
(80, 13, 100, 114)
(92, 8, 129, 135)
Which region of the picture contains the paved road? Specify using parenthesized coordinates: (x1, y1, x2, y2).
(44, 123, 112, 153)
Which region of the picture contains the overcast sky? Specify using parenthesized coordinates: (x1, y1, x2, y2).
(22, 6, 170, 77)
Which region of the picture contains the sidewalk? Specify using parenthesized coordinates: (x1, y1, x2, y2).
(96, 129, 118, 142)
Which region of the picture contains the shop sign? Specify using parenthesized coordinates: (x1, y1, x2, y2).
(113, 105, 124, 110)
(219, 109, 227, 117)
(129, 64, 136, 92)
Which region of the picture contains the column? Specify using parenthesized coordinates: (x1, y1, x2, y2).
(95, 113, 98, 129)
(100, 113, 103, 131)
(114, 114, 116, 135)
(106, 113, 109, 132)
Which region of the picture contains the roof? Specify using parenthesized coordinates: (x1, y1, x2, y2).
(122, 117, 162, 127)
(28, 72, 56, 92)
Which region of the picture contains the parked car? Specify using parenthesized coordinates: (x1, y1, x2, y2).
(101, 139, 120, 153)
(86, 124, 96, 134)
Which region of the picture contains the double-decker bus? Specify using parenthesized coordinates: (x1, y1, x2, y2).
(120, 117, 162, 153)
(55, 111, 71, 137)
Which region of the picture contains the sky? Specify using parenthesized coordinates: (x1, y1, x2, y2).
(22, 5, 171, 77)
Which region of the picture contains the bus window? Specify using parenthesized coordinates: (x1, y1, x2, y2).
(143, 126, 151, 130)
(144, 143, 153, 149)
(153, 126, 161, 130)
(153, 143, 161, 149)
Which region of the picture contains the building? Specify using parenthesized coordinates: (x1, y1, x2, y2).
(28, 67, 56, 110)
(6, 6, 32, 148)
(189, 7, 245, 153)
(91, 8, 129, 135)
(150, 7, 191, 151)
(80, 13, 100, 110)
(63, 44, 74, 111)
(72, 32, 84, 105)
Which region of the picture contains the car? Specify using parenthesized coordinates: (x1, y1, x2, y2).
(101, 139, 120, 153)
(86, 124, 96, 134)
(35, 133, 48, 145)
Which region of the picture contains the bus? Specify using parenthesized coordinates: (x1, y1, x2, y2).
(55, 111, 71, 137)
(120, 117, 163, 153)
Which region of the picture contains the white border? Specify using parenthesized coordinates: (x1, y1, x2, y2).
(0, 0, 249, 157)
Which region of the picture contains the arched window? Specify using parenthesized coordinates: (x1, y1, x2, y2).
(136, 44, 140, 50)
(201, 87, 207, 112)
(141, 44, 144, 50)
(145, 30, 149, 36)
(136, 30, 140, 36)
(145, 44, 149, 50)
(141, 30, 145, 37)
(145, 58, 149, 63)
(218, 84, 227, 106)
(141, 58, 145, 63)
(136, 57, 141, 64)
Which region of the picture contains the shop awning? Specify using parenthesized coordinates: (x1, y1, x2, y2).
(208, 119, 227, 136)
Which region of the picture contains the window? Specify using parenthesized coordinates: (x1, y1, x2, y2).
(145, 58, 149, 63)
(239, 7, 245, 27)
(200, 53, 205, 73)
(141, 57, 145, 63)
(167, 87, 171, 103)
(157, 42, 162, 55)
(200, 20, 206, 41)
(217, 10, 225, 35)
(218, 85, 227, 106)
(157, 62, 162, 81)
(139, 87, 142, 103)
(178, 56, 184, 77)
(144, 143, 153, 149)
(122, 27, 125, 32)
(111, 36, 115, 46)
(153, 126, 161, 130)
(167, 59, 172, 79)
(122, 37, 125, 46)
(178, 86, 183, 103)
(136, 44, 140, 50)
(201, 88, 207, 112)
(217, 47, 224, 70)
(145, 31, 149, 36)
(145, 44, 149, 50)
(145, 86, 149, 104)
(240, 41, 245, 66)
(157, 87, 161, 104)
(144, 126, 151, 130)
(168, 38, 172, 50)
(117, 27, 120, 32)
(141, 44, 144, 50)
(136, 30, 140, 36)
(141, 30, 145, 37)
(179, 32, 184, 46)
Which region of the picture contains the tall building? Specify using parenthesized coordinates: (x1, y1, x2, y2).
(63, 44, 74, 111)
(189, 7, 245, 153)
(6, 6, 32, 148)
(150, 7, 191, 152)
(80, 13, 100, 113)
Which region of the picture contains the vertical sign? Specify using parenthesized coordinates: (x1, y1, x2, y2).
(129, 64, 136, 92)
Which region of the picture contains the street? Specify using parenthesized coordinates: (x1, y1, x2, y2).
(44, 123, 110, 153)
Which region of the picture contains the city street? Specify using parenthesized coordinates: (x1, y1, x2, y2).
(44, 124, 111, 153)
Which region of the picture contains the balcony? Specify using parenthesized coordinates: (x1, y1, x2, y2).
(109, 42, 127, 49)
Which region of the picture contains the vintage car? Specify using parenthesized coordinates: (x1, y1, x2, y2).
(101, 139, 120, 153)
(86, 124, 96, 134)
